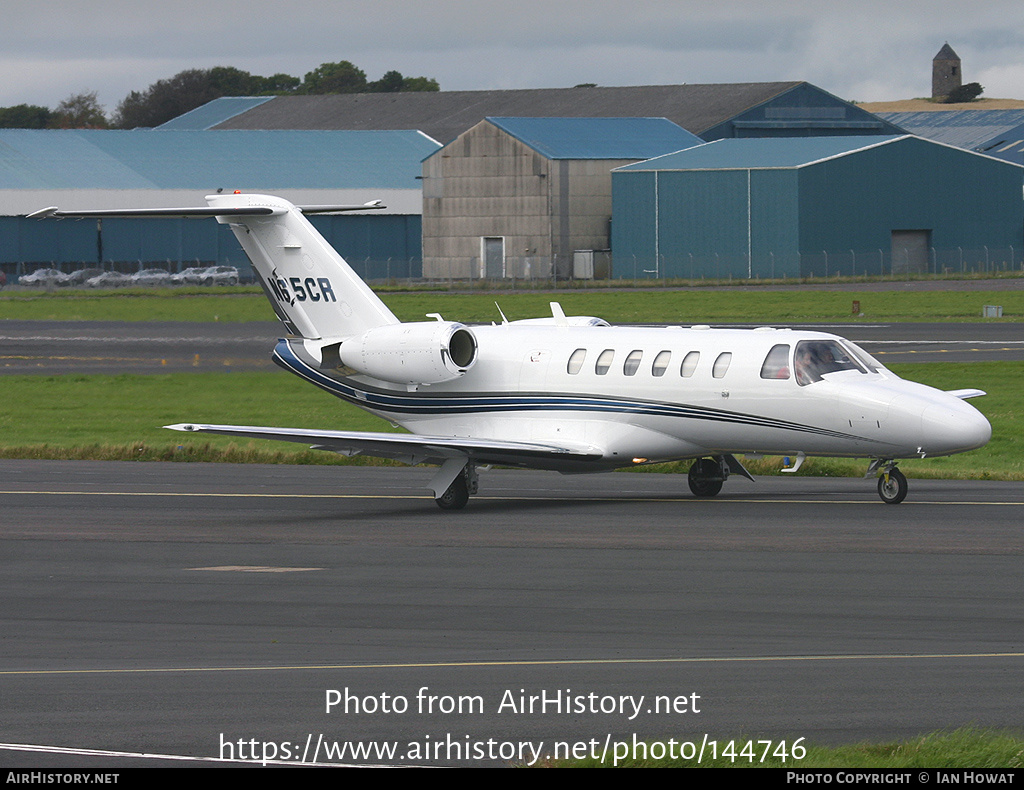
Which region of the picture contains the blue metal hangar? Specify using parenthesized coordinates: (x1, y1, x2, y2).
(611, 135, 1024, 279)
(0, 129, 440, 280)
(875, 109, 1024, 165)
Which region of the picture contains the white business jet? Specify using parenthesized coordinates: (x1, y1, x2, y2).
(31, 193, 991, 508)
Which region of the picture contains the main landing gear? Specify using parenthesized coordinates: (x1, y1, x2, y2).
(434, 461, 479, 510)
(687, 455, 755, 498)
(688, 457, 725, 498)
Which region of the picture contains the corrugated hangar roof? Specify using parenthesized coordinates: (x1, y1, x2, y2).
(975, 122, 1024, 163)
(615, 135, 907, 171)
(876, 109, 1024, 150)
(0, 129, 440, 190)
(209, 82, 807, 142)
(484, 117, 702, 159)
(155, 96, 275, 130)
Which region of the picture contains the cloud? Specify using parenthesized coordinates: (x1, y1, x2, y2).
(1, 0, 1022, 110)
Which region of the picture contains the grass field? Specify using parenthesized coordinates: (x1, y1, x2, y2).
(2, 285, 1022, 324)
(1, 361, 1017, 480)
(548, 727, 1024, 768)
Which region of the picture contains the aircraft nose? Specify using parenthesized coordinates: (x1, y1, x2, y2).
(921, 399, 992, 455)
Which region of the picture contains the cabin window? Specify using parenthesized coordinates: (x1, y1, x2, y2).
(712, 352, 732, 379)
(567, 348, 586, 375)
(680, 351, 700, 378)
(652, 350, 671, 377)
(794, 340, 867, 386)
(595, 349, 614, 375)
(760, 344, 791, 379)
(623, 350, 643, 376)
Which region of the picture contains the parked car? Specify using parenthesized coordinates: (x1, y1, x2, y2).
(170, 267, 208, 285)
(198, 265, 240, 286)
(64, 268, 105, 286)
(86, 271, 133, 288)
(19, 268, 70, 287)
(130, 268, 172, 286)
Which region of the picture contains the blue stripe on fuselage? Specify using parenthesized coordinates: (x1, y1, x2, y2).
(272, 339, 875, 443)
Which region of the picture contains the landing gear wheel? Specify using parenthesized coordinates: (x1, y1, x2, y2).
(688, 458, 724, 498)
(877, 467, 908, 505)
(435, 474, 470, 510)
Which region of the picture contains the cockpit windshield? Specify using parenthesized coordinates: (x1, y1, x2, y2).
(840, 340, 885, 374)
(794, 339, 867, 385)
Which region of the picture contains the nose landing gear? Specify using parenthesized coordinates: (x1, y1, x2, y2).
(868, 460, 908, 504)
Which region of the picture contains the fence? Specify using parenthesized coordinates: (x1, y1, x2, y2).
(3, 247, 1021, 288)
(1, 257, 424, 287)
(614, 246, 1022, 281)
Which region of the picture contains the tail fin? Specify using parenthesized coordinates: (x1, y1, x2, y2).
(207, 193, 398, 339)
(29, 193, 399, 341)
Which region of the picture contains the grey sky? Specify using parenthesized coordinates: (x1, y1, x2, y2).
(3, 1, 1022, 113)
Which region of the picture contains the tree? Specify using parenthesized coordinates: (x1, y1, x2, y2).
(111, 67, 301, 128)
(944, 82, 984, 104)
(254, 73, 302, 93)
(51, 91, 108, 128)
(301, 60, 368, 94)
(372, 70, 406, 93)
(113, 68, 221, 128)
(0, 104, 52, 128)
(366, 70, 439, 93)
(398, 75, 440, 92)
(110, 61, 440, 127)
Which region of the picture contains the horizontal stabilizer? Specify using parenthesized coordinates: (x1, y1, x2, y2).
(26, 200, 384, 220)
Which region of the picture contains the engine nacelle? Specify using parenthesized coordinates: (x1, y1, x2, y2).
(338, 321, 477, 385)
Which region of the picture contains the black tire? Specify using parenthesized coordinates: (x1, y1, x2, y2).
(688, 458, 724, 498)
(435, 475, 470, 510)
(877, 467, 908, 505)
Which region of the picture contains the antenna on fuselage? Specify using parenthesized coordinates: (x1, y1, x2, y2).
(550, 302, 568, 328)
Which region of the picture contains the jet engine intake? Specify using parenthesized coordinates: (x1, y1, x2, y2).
(339, 321, 478, 384)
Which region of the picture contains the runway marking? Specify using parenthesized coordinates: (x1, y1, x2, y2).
(0, 334, 265, 343)
(188, 565, 323, 572)
(1, 489, 1022, 506)
(860, 340, 1024, 345)
(874, 347, 1021, 356)
(4, 651, 1023, 677)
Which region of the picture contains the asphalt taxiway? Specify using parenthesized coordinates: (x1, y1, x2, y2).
(2, 461, 1022, 767)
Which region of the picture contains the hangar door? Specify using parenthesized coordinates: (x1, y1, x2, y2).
(482, 237, 505, 278)
(891, 230, 931, 274)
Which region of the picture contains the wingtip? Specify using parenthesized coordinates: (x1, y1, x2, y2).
(164, 423, 199, 432)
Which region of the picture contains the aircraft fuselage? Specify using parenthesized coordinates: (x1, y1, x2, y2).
(275, 323, 991, 471)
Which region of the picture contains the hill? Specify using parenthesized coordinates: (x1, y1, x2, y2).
(858, 97, 1024, 112)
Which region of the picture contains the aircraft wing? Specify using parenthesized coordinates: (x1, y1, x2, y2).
(164, 423, 604, 471)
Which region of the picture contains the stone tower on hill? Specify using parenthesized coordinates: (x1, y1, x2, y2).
(932, 43, 962, 99)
